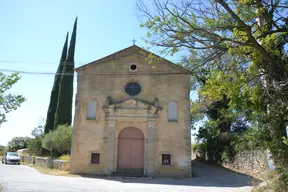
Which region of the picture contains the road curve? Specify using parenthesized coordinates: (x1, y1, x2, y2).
(0, 162, 254, 192)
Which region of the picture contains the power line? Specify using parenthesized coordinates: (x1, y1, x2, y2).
(0, 69, 191, 76)
(0, 59, 184, 65)
(0, 60, 79, 66)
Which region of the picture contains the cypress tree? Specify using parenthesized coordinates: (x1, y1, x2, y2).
(54, 17, 77, 129)
(44, 32, 69, 134)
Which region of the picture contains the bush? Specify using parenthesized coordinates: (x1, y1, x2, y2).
(0, 145, 6, 156)
(28, 137, 43, 156)
(53, 125, 72, 154)
(6, 137, 31, 152)
(192, 142, 208, 160)
(58, 154, 70, 161)
(192, 143, 199, 152)
(42, 132, 55, 153)
(41, 125, 72, 156)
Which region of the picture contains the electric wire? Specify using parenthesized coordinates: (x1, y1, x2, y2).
(0, 68, 192, 76)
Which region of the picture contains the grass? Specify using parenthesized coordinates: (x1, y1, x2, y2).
(20, 160, 74, 177)
(251, 170, 280, 192)
(24, 163, 76, 177)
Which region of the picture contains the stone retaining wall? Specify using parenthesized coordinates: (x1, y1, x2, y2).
(21, 155, 71, 171)
(53, 160, 70, 171)
(35, 157, 54, 168)
(22, 156, 36, 164)
(224, 150, 269, 173)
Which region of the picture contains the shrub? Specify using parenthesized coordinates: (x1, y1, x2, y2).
(6, 137, 31, 152)
(53, 125, 72, 154)
(192, 142, 208, 160)
(192, 143, 199, 152)
(28, 137, 43, 156)
(42, 131, 55, 153)
(59, 154, 70, 161)
(0, 145, 6, 156)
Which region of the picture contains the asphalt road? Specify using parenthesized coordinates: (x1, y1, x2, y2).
(0, 162, 256, 192)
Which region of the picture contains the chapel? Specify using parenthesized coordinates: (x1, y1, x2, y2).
(70, 45, 191, 177)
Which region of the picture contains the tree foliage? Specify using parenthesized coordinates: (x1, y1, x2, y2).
(0, 145, 6, 156)
(28, 137, 43, 156)
(41, 125, 72, 156)
(6, 136, 31, 152)
(54, 17, 77, 129)
(42, 132, 54, 153)
(0, 72, 25, 124)
(53, 125, 72, 154)
(28, 118, 48, 156)
(138, 0, 288, 189)
(44, 33, 69, 134)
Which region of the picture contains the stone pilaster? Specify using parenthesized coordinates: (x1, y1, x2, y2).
(104, 117, 116, 174)
(146, 118, 156, 176)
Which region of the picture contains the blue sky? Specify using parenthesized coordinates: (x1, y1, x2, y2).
(0, 0, 198, 145)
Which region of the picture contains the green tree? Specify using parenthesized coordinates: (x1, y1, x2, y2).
(53, 125, 72, 154)
(41, 125, 72, 156)
(0, 72, 25, 124)
(44, 33, 69, 134)
(32, 118, 45, 138)
(54, 17, 77, 129)
(41, 131, 54, 155)
(28, 118, 47, 156)
(6, 137, 31, 152)
(138, 0, 288, 189)
(28, 137, 43, 156)
(0, 145, 6, 156)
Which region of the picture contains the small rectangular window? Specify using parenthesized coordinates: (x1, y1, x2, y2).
(162, 154, 171, 165)
(91, 153, 100, 164)
(87, 101, 96, 120)
(168, 102, 178, 122)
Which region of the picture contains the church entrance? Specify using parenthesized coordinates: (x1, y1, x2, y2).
(117, 127, 144, 175)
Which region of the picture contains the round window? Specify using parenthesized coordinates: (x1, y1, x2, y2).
(130, 64, 137, 71)
(125, 82, 141, 96)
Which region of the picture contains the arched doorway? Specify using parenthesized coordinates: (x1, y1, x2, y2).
(117, 127, 144, 174)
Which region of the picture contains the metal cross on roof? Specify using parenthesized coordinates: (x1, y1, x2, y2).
(132, 39, 136, 45)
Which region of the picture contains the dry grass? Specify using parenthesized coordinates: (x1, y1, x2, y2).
(251, 171, 279, 192)
(23, 162, 77, 177)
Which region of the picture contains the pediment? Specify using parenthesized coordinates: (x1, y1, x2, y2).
(102, 98, 162, 117)
(74, 45, 190, 74)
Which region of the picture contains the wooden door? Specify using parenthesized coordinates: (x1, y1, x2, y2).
(117, 127, 144, 169)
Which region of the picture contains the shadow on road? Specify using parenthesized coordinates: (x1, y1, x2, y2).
(76, 160, 262, 188)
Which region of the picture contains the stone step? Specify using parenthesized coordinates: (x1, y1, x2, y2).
(113, 168, 145, 177)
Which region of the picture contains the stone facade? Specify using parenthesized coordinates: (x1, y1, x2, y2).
(70, 45, 191, 177)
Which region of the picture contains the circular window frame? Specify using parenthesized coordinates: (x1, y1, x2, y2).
(123, 80, 142, 97)
(129, 63, 138, 72)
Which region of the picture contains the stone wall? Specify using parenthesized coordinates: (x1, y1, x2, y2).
(35, 157, 54, 168)
(21, 156, 71, 171)
(53, 160, 70, 171)
(224, 150, 269, 173)
(22, 156, 35, 164)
